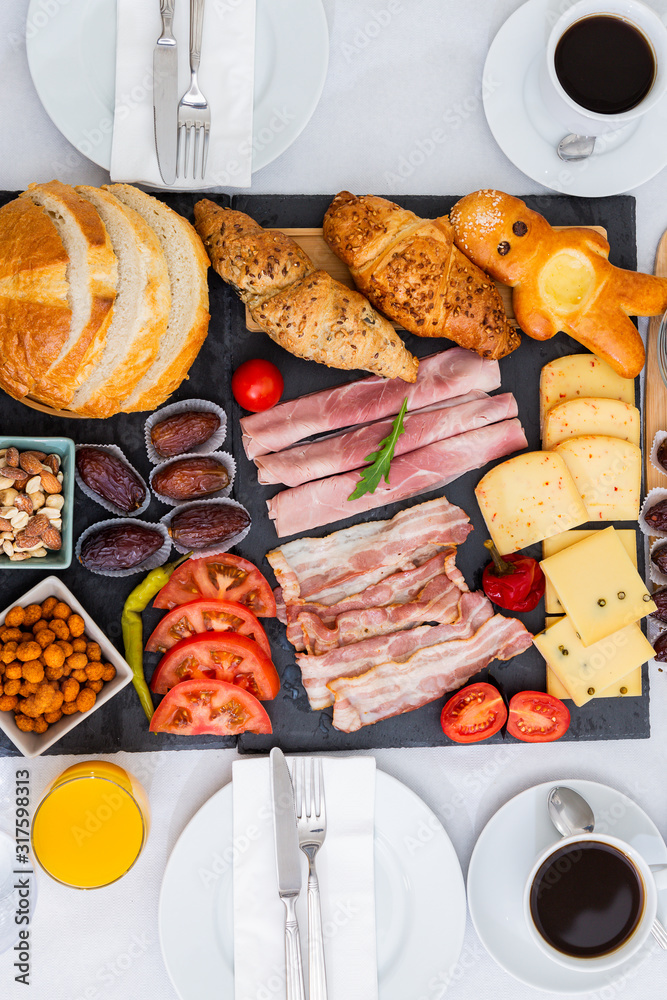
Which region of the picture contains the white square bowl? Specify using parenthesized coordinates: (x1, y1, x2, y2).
(0, 576, 133, 757)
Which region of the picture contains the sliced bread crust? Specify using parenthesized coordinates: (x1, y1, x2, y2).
(0, 197, 72, 400)
(105, 184, 209, 413)
(21, 180, 117, 408)
(71, 187, 171, 417)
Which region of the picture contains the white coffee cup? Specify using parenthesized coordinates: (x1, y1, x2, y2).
(540, 0, 667, 136)
(523, 833, 667, 972)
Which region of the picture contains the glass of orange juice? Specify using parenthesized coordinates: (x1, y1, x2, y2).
(31, 760, 150, 889)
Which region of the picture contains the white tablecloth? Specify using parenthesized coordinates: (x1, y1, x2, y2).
(3, 2, 667, 998)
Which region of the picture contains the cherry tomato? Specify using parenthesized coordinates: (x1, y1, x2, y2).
(145, 599, 271, 656)
(440, 682, 508, 744)
(153, 553, 276, 617)
(507, 691, 570, 743)
(149, 679, 272, 736)
(232, 358, 283, 412)
(150, 632, 280, 700)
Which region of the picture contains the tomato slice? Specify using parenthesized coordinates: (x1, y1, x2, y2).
(150, 632, 280, 700)
(440, 682, 508, 744)
(153, 553, 276, 617)
(145, 599, 272, 657)
(507, 691, 570, 743)
(149, 679, 272, 736)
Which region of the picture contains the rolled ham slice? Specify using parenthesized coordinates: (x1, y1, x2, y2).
(298, 590, 493, 710)
(241, 348, 501, 458)
(266, 496, 472, 605)
(329, 613, 534, 731)
(256, 392, 518, 487)
(267, 417, 527, 538)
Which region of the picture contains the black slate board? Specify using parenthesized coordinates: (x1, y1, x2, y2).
(0, 190, 648, 757)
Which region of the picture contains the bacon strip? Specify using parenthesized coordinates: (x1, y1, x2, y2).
(266, 496, 472, 605)
(255, 392, 517, 487)
(241, 348, 501, 458)
(277, 549, 461, 639)
(329, 614, 534, 732)
(298, 574, 465, 655)
(267, 418, 527, 538)
(298, 591, 493, 710)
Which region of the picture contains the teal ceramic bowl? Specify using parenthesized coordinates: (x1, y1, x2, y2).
(0, 437, 75, 570)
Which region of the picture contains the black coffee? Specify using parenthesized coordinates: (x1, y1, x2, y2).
(530, 841, 644, 958)
(554, 15, 655, 115)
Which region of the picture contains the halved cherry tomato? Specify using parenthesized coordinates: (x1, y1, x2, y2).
(145, 599, 272, 656)
(232, 358, 283, 412)
(149, 679, 272, 736)
(507, 691, 570, 743)
(150, 632, 280, 700)
(440, 682, 508, 744)
(153, 553, 276, 617)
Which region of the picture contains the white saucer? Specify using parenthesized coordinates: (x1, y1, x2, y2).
(468, 778, 667, 993)
(158, 769, 467, 1000)
(25, 0, 329, 176)
(483, 0, 667, 196)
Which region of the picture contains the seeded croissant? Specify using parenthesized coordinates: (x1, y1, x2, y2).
(193, 200, 418, 382)
(323, 191, 519, 360)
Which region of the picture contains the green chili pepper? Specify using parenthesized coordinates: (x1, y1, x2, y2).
(121, 552, 191, 721)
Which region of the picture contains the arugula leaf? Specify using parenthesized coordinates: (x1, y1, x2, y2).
(347, 397, 408, 501)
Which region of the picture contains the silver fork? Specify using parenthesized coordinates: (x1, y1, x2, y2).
(293, 757, 328, 1000)
(177, 0, 210, 180)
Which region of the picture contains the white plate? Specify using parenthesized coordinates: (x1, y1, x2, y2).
(158, 768, 466, 1000)
(468, 778, 667, 994)
(26, 0, 329, 175)
(483, 0, 667, 197)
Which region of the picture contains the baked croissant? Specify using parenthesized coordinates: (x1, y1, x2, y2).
(449, 190, 667, 379)
(193, 200, 418, 382)
(322, 191, 519, 360)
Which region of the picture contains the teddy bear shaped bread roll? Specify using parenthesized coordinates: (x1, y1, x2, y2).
(194, 200, 418, 383)
(449, 190, 667, 379)
(322, 191, 519, 360)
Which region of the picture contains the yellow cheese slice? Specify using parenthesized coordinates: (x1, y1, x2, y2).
(554, 435, 641, 520)
(539, 354, 635, 434)
(542, 529, 638, 614)
(474, 451, 587, 554)
(540, 526, 655, 645)
(543, 619, 642, 700)
(534, 615, 653, 707)
(542, 397, 640, 450)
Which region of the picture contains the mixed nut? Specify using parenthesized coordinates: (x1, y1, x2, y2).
(0, 598, 116, 733)
(0, 447, 64, 561)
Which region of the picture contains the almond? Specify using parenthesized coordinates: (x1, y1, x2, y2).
(40, 526, 62, 551)
(44, 454, 61, 475)
(40, 471, 62, 495)
(5, 447, 19, 467)
(24, 514, 50, 537)
(13, 494, 33, 515)
(19, 452, 44, 475)
(1, 468, 29, 487)
(0, 517, 12, 532)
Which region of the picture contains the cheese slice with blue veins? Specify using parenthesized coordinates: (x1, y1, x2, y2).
(540, 526, 655, 646)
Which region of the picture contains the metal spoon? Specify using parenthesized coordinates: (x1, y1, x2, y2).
(557, 133, 596, 161)
(547, 785, 667, 950)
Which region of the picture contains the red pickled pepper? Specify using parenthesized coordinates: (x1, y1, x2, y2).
(482, 540, 545, 612)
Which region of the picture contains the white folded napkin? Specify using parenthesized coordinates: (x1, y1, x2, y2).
(111, 0, 256, 189)
(232, 756, 378, 1000)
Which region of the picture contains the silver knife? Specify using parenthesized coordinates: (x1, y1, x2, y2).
(153, 0, 178, 184)
(270, 748, 306, 1000)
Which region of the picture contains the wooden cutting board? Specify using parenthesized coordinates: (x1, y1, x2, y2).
(243, 225, 607, 332)
(644, 230, 667, 494)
